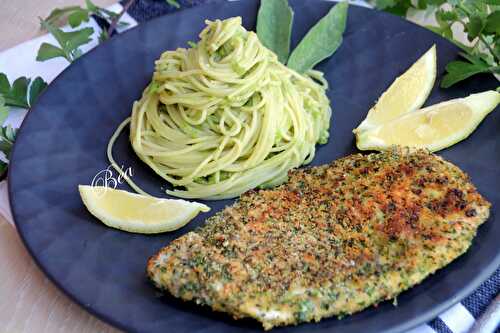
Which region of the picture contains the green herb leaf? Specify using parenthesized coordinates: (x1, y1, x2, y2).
(441, 60, 490, 88)
(10, 78, 30, 108)
(0, 125, 17, 160)
(44, 6, 82, 25)
(0, 96, 9, 126)
(436, 9, 458, 22)
(386, 0, 413, 16)
(28, 77, 48, 107)
(38, 19, 94, 63)
(287, 1, 349, 73)
(67, 9, 90, 28)
(466, 15, 486, 41)
(166, 0, 181, 9)
(485, 11, 500, 35)
(85, 0, 99, 12)
(0, 75, 9, 94)
(257, 0, 294, 64)
(0, 75, 29, 108)
(0, 73, 48, 109)
(36, 43, 67, 61)
(375, 0, 499, 88)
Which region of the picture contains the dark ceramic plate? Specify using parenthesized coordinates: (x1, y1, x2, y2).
(9, 1, 500, 332)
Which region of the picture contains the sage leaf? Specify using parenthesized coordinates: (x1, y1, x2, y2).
(287, 1, 348, 73)
(257, 0, 294, 64)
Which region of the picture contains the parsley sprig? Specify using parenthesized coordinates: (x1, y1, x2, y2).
(37, 19, 94, 63)
(0, 74, 47, 177)
(0, 74, 47, 109)
(36, 0, 133, 63)
(372, 0, 500, 88)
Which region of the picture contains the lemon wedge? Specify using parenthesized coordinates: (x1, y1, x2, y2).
(356, 90, 500, 152)
(78, 185, 210, 234)
(354, 45, 436, 133)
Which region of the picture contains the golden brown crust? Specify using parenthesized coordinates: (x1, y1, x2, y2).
(147, 149, 490, 329)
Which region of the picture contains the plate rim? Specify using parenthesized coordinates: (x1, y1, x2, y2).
(8, 1, 500, 332)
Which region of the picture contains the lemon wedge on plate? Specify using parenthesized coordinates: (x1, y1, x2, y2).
(356, 90, 500, 152)
(78, 185, 210, 234)
(354, 45, 436, 133)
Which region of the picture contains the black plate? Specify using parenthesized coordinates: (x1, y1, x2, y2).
(9, 1, 500, 332)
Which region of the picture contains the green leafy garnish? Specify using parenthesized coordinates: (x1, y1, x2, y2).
(0, 125, 17, 177)
(371, 0, 500, 87)
(38, 0, 132, 63)
(29, 77, 49, 107)
(441, 54, 491, 88)
(256, 0, 294, 64)
(287, 1, 349, 73)
(0, 73, 47, 108)
(0, 126, 17, 160)
(45, 6, 85, 26)
(37, 19, 94, 63)
(0, 73, 47, 177)
(0, 96, 9, 126)
(43, 0, 125, 29)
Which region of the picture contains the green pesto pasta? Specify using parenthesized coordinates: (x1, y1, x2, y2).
(109, 17, 331, 200)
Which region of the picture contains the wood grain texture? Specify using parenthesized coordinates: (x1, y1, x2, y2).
(0, 216, 120, 332)
(0, 0, 116, 51)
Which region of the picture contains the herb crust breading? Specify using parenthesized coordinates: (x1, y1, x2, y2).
(147, 149, 490, 330)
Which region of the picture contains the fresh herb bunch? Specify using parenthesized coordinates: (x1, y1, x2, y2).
(0, 74, 47, 176)
(37, 0, 134, 63)
(371, 0, 500, 88)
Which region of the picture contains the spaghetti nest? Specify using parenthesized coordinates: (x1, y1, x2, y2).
(128, 17, 331, 199)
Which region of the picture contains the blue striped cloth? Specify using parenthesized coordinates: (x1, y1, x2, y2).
(116, 1, 500, 332)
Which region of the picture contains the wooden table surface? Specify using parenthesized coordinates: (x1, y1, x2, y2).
(0, 0, 116, 51)
(0, 2, 120, 331)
